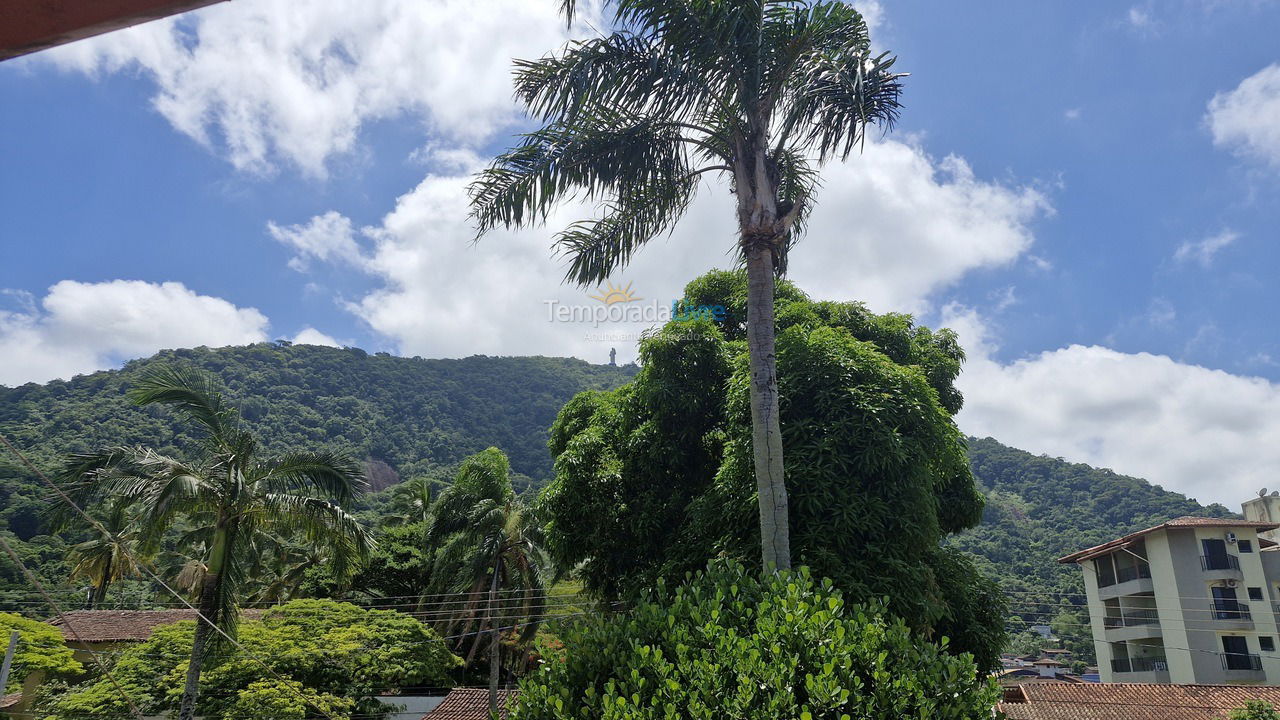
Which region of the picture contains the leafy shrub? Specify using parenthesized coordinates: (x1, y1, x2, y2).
(43, 599, 461, 719)
(512, 562, 999, 720)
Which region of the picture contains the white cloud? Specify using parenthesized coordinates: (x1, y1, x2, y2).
(268, 211, 363, 272)
(282, 137, 1047, 364)
(0, 280, 269, 386)
(291, 327, 342, 347)
(35, 0, 598, 176)
(1064, 107, 1082, 121)
(1128, 6, 1155, 29)
(1173, 229, 1239, 267)
(948, 306, 1280, 507)
(1207, 64, 1280, 168)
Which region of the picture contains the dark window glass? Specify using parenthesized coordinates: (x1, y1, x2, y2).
(1239, 540, 1254, 553)
(1262, 637, 1276, 652)
(1250, 587, 1264, 601)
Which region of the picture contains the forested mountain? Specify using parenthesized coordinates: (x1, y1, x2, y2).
(955, 436, 1236, 638)
(0, 343, 1237, 627)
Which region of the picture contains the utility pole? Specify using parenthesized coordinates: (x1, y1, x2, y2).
(0, 630, 19, 699)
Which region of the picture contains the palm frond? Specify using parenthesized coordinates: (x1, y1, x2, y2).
(127, 365, 240, 447)
(256, 450, 366, 505)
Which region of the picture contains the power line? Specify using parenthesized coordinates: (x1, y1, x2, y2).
(0, 431, 343, 720)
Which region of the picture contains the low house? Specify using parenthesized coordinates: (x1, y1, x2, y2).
(998, 683, 1280, 719)
(51, 609, 262, 661)
(421, 688, 518, 720)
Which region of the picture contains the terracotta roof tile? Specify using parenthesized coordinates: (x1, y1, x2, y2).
(1058, 517, 1278, 564)
(998, 682, 1280, 720)
(0, 692, 21, 709)
(50, 609, 265, 643)
(422, 688, 517, 720)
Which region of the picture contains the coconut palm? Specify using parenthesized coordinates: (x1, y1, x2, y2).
(468, 0, 904, 573)
(428, 448, 548, 713)
(56, 366, 373, 720)
(65, 501, 148, 608)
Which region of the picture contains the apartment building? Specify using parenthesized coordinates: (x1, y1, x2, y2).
(1060, 517, 1280, 685)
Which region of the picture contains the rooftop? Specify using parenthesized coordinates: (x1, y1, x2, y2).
(998, 682, 1280, 720)
(50, 609, 265, 643)
(420, 688, 517, 720)
(1058, 517, 1279, 564)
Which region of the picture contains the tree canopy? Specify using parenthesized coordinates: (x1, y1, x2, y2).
(541, 270, 1004, 666)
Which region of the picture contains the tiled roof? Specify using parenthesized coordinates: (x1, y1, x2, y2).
(50, 609, 265, 643)
(421, 688, 517, 720)
(0, 692, 21, 709)
(1058, 517, 1278, 564)
(998, 682, 1280, 720)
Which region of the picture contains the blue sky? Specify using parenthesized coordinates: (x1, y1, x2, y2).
(2, 0, 1280, 504)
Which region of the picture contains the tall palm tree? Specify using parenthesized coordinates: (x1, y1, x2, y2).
(428, 448, 548, 714)
(57, 366, 373, 720)
(64, 501, 148, 608)
(468, 0, 904, 574)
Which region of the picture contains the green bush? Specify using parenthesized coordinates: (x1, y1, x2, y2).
(512, 562, 999, 720)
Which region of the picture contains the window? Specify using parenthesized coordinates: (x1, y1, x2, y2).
(1249, 587, 1264, 601)
(1239, 540, 1254, 553)
(1262, 637, 1276, 652)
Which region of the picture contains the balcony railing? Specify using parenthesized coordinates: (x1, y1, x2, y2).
(1222, 653, 1263, 671)
(1115, 564, 1152, 584)
(1200, 554, 1241, 572)
(1112, 656, 1168, 673)
(1103, 610, 1160, 628)
(1212, 599, 1252, 621)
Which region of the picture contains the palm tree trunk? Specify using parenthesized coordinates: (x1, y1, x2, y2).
(178, 574, 219, 720)
(489, 554, 503, 717)
(179, 525, 230, 720)
(744, 243, 791, 573)
(90, 555, 112, 609)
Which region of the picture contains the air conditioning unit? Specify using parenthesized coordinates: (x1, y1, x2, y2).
(1226, 532, 1239, 544)
(1226, 579, 1240, 588)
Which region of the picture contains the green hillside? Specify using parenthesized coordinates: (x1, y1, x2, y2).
(0, 343, 1237, 631)
(955, 436, 1236, 645)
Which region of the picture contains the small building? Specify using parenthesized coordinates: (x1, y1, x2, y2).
(1059, 516, 1280, 685)
(420, 688, 518, 720)
(998, 682, 1280, 719)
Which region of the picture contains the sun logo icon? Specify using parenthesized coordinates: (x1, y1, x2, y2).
(589, 281, 642, 305)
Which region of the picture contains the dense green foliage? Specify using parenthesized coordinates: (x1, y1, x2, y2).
(0, 345, 633, 608)
(542, 271, 1005, 666)
(0, 612, 82, 686)
(43, 599, 461, 720)
(0, 332, 1239, 664)
(0, 343, 635, 491)
(513, 562, 999, 720)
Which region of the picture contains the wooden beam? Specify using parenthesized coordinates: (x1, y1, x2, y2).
(0, 0, 228, 61)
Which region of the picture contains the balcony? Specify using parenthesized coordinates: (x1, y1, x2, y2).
(1097, 563, 1152, 589)
(1212, 599, 1253, 622)
(1104, 610, 1159, 628)
(1200, 554, 1241, 572)
(1112, 656, 1169, 673)
(1221, 653, 1263, 672)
